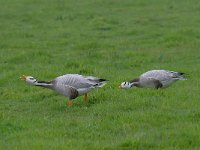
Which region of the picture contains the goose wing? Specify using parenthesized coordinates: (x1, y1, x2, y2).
(53, 82, 79, 99)
(140, 70, 172, 81)
(54, 74, 97, 89)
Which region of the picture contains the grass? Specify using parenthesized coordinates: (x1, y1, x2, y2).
(0, 0, 200, 149)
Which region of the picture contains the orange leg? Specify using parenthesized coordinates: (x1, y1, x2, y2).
(67, 100, 73, 107)
(84, 94, 88, 103)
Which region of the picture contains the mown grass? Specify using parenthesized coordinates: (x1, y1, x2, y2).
(0, 0, 200, 149)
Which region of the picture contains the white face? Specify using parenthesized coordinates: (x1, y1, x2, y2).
(25, 76, 37, 85)
(119, 82, 132, 89)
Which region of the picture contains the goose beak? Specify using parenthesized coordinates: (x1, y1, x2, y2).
(118, 85, 122, 89)
(20, 75, 27, 80)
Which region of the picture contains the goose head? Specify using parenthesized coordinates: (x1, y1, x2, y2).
(119, 82, 132, 89)
(20, 75, 37, 85)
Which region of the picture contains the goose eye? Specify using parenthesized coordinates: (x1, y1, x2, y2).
(29, 78, 34, 80)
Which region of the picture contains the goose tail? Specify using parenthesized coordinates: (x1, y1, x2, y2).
(85, 76, 108, 88)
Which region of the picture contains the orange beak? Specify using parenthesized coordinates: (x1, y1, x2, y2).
(20, 75, 27, 80)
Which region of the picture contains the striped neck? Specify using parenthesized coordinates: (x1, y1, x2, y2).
(34, 80, 53, 89)
(129, 78, 140, 87)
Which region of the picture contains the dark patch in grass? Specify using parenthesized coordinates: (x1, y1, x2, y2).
(119, 140, 139, 149)
(0, 123, 24, 137)
(98, 27, 112, 31)
(64, 62, 81, 69)
(188, 112, 200, 122)
(55, 15, 65, 21)
(78, 68, 94, 74)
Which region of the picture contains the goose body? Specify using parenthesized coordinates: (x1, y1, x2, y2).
(120, 70, 186, 89)
(21, 74, 107, 106)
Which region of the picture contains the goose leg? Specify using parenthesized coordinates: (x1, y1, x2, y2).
(68, 100, 73, 107)
(84, 94, 88, 103)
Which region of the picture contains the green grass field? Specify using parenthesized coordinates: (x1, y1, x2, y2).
(0, 0, 200, 149)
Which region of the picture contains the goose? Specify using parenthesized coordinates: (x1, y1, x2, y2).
(119, 69, 186, 89)
(20, 74, 108, 107)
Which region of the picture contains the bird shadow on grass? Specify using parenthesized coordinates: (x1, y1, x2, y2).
(53, 94, 107, 113)
(52, 99, 91, 113)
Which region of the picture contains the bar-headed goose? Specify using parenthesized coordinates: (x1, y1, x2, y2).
(21, 74, 108, 107)
(119, 70, 186, 89)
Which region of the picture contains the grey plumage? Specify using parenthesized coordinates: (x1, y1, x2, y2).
(140, 70, 185, 88)
(52, 74, 107, 98)
(125, 70, 186, 89)
(21, 74, 108, 103)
